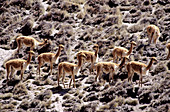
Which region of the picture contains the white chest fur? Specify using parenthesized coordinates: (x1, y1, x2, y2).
(95, 55, 99, 63)
(34, 40, 39, 48)
(114, 65, 119, 74)
(55, 57, 59, 64)
(23, 62, 29, 70)
(74, 67, 80, 76)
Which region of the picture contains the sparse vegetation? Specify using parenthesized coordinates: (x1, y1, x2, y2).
(0, 0, 169, 112)
(125, 97, 139, 106)
(0, 93, 13, 100)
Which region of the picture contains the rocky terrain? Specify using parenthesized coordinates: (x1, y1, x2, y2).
(0, 0, 170, 111)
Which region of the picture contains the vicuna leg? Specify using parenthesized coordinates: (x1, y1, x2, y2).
(62, 71, 66, 88)
(153, 32, 158, 44)
(10, 67, 15, 80)
(95, 65, 101, 81)
(90, 56, 94, 75)
(110, 70, 114, 83)
(113, 50, 117, 63)
(72, 72, 76, 88)
(149, 32, 154, 44)
(116, 56, 119, 63)
(139, 75, 143, 87)
(16, 39, 22, 53)
(127, 64, 132, 83)
(139, 68, 143, 87)
(58, 64, 62, 87)
(69, 71, 75, 88)
(30, 40, 34, 51)
(6, 65, 11, 81)
(38, 57, 43, 77)
(130, 71, 134, 84)
(21, 65, 24, 80)
(113, 54, 115, 62)
(99, 70, 103, 82)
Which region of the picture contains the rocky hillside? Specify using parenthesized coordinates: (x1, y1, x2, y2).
(0, 0, 169, 111)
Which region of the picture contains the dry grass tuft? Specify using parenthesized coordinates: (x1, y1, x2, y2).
(13, 82, 28, 96)
(65, 0, 85, 4)
(42, 100, 52, 109)
(98, 105, 109, 111)
(0, 93, 13, 100)
(125, 97, 139, 106)
(44, 78, 54, 85)
(113, 96, 125, 106)
(63, 93, 71, 100)
(1, 103, 15, 110)
(19, 99, 30, 110)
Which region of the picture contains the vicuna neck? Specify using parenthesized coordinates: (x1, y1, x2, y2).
(27, 54, 32, 65)
(55, 47, 62, 58)
(127, 44, 134, 55)
(38, 40, 46, 46)
(118, 57, 126, 68)
(95, 47, 99, 57)
(146, 59, 153, 70)
(77, 56, 83, 68)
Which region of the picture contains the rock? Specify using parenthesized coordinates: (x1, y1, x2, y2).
(49, 86, 62, 94)
(18, 99, 30, 110)
(0, 36, 9, 45)
(20, 19, 34, 36)
(152, 62, 168, 76)
(30, 99, 41, 108)
(9, 0, 33, 9)
(99, 87, 116, 103)
(138, 90, 152, 104)
(157, 0, 169, 5)
(107, 0, 119, 8)
(6, 78, 20, 87)
(154, 8, 165, 20)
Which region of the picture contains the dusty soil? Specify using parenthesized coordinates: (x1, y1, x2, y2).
(0, 0, 169, 112)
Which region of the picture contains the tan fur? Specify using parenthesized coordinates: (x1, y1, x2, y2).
(126, 57, 157, 87)
(95, 56, 129, 83)
(37, 44, 64, 76)
(166, 43, 170, 59)
(5, 51, 35, 81)
(77, 44, 99, 75)
(16, 36, 48, 52)
(112, 41, 136, 63)
(147, 25, 160, 44)
(58, 53, 86, 88)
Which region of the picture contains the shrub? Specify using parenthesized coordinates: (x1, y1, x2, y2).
(13, 82, 28, 96)
(125, 97, 139, 106)
(0, 93, 13, 100)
